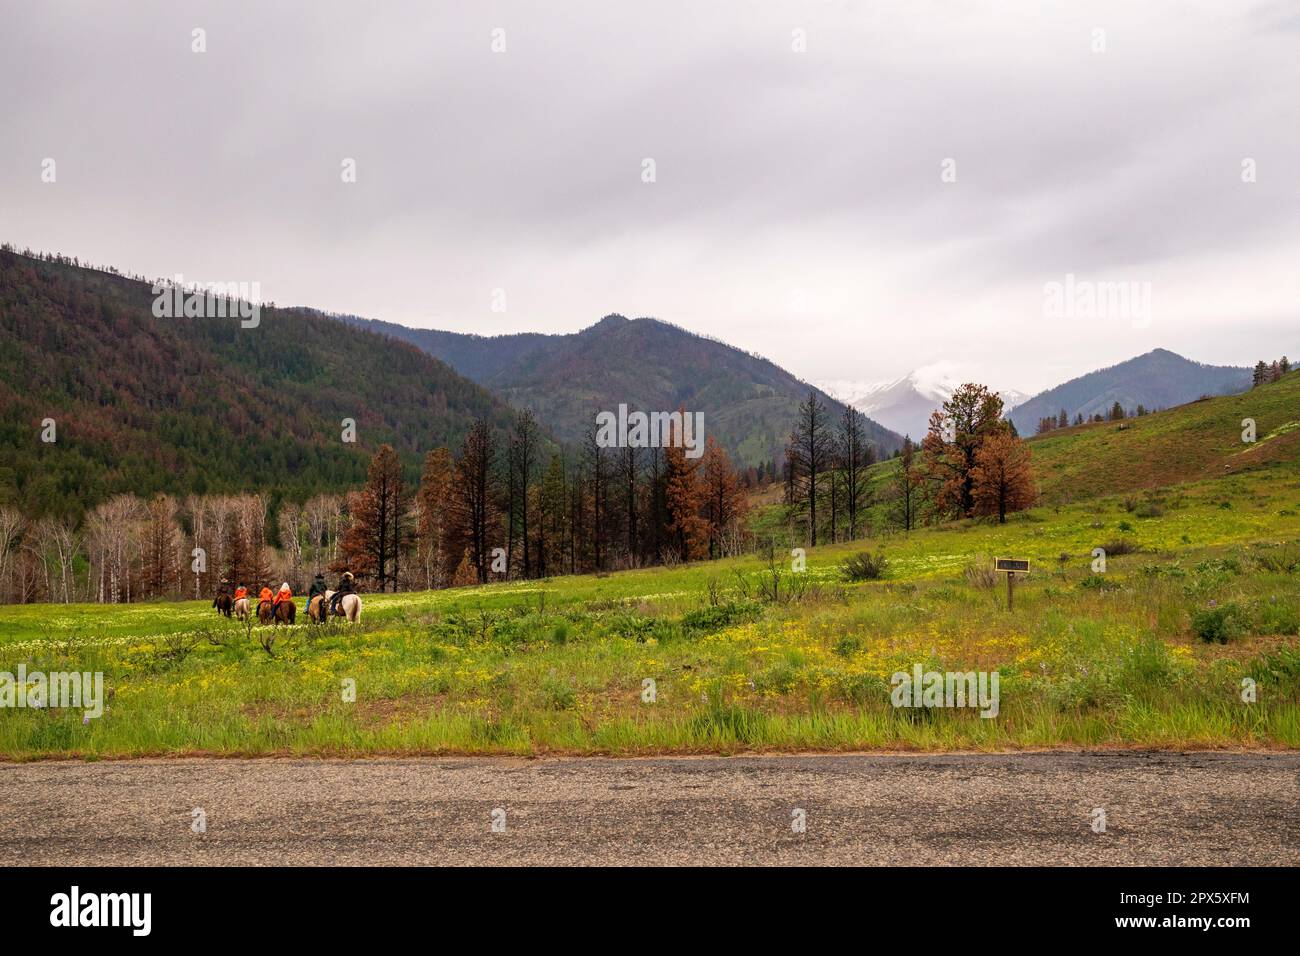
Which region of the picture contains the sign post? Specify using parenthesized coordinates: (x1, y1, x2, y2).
(994, 558, 1030, 610)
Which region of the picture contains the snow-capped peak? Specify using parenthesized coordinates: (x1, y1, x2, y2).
(907, 361, 964, 402)
(820, 365, 1027, 412)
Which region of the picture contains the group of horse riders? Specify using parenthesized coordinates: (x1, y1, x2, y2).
(212, 571, 358, 623)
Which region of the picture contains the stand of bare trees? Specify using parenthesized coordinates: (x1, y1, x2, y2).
(331, 409, 752, 592)
(0, 492, 352, 605)
(0, 407, 756, 604)
(783, 392, 878, 547)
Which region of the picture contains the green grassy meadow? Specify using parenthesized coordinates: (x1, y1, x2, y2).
(2, 458, 1298, 759)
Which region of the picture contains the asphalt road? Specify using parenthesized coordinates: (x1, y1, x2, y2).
(2, 752, 1297, 865)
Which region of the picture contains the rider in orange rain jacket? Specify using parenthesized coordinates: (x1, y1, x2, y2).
(234, 585, 248, 601)
(259, 586, 273, 605)
(273, 583, 292, 605)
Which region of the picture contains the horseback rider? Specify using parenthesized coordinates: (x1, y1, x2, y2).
(234, 583, 248, 602)
(273, 582, 292, 606)
(258, 585, 273, 610)
(212, 580, 230, 609)
(329, 571, 355, 616)
(308, 573, 327, 617)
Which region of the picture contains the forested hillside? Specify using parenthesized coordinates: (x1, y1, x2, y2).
(0, 251, 516, 519)
(344, 313, 903, 468)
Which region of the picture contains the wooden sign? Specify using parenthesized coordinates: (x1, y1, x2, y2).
(995, 558, 1029, 610)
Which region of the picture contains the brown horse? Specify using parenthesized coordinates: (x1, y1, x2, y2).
(308, 594, 326, 624)
(273, 599, 296, 625)
(257, 600, 274, 625)
(213, 593, 233, 617)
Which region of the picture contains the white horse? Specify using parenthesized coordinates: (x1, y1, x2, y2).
(312, 590, 362, 623)
(233, 597, 250, 620)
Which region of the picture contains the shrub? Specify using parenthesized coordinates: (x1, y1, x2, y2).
(1254, 546, 1300, 574)
(152, 631, 199, 667)
(841, 551, 888, 582)
(609, 612, 656, 642)
(540, 675, 577, 710)
(1191, 603, 1246, 644)
(834, 634, 862, 657)
(963, 561, 999, 589)
(681, 600, 761, 634)
(753, 661, 800, 695)
(1079, 574, 1120, 592)
(1140, 561, 1186, 579)
(1101, 538, 1140, 556)
(492, 613, 550, 647)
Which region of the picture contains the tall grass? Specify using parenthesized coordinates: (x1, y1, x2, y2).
(2, 468, 1297, 759)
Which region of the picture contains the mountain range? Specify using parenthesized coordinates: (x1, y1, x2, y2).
(2, 248, 1276, 522)
(340, 313, 904, 468)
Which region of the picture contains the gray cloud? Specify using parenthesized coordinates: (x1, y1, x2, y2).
(1, 0, 1296, 393)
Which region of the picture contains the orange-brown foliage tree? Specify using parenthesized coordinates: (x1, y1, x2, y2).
(971, 427, 1037, 523)
(334, 444, 408, 590)
(700, 436, 748, 558)
(922, 383, 1005, 520)
(664, 441, 708, 562)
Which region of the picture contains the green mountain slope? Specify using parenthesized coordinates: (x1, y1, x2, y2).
(1025, 368, 1300, 503)
(344, 313, 904, 467)
(851, 369, 1300, 518)
(0, 251, 517, 518)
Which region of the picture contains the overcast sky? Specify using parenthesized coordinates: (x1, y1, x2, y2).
(2, 0, 1297, 393)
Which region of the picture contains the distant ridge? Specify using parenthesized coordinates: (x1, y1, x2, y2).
(1009, 349, 1252, 434)
(342, 313, 904, 467)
